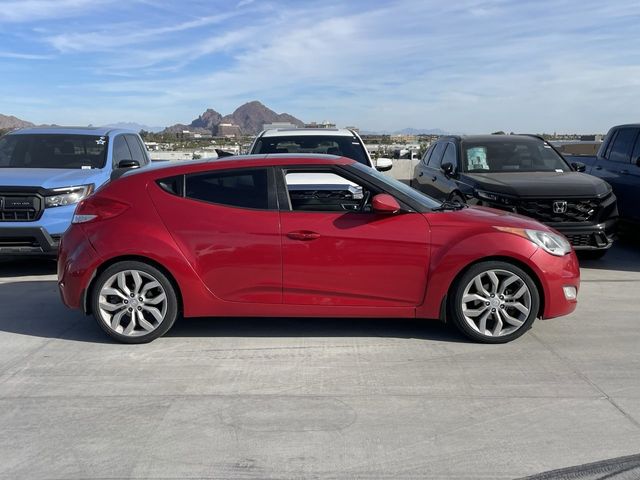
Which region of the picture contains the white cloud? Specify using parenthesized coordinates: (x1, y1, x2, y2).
(0, 0, 115, 22)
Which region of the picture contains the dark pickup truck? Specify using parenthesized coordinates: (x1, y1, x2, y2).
(412, 134, 618, 257)
(563, 124, 640, 224)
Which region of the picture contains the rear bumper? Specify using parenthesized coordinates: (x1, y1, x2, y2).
(549, 218, 617, 251)
(0, 227, 61, 256)
(57, 225, 102, 310)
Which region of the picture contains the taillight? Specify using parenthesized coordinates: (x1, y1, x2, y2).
(72, 196, 130, 224)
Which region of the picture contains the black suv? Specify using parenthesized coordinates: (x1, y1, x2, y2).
(412, 135, 618, 257)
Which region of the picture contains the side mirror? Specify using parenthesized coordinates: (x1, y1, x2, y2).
(571, 161, 586, 172)
(441, 162, 456, 176)
(372, 193, 400, 214)
(117, 159, 140, 169)
(375, 157, 393, 172)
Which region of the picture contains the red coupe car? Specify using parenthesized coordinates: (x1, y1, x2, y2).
(58, 155, 579, 344)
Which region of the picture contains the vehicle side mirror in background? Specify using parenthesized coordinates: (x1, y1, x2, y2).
(372, 193, 400, 214)
(441, 162, 456, 176)
(117, 160, 140, 169)
(111, 160, 141, 181)
(375, 157, 393, 172)
(571, 161, 586, 172)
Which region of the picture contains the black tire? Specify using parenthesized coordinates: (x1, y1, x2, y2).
(577, 249, 608, 261)
(449, 261, 540, 344)
(90, 261, 178, 344)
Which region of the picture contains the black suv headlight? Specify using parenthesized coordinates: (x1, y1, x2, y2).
(476, 190, 515, 206)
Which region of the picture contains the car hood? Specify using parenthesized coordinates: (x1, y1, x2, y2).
(466, 171, 611, 197)
(0, 168, 106, 190)
(428, 205, 551, 231)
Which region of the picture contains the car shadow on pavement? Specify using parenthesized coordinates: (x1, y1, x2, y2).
(0, 275, 467, 344)
(168, 316, 467, 343)
(0, 257, 57, 277)
(577, 235, 640, 272)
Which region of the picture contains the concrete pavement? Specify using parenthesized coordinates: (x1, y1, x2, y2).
(0, 240, 639, 479)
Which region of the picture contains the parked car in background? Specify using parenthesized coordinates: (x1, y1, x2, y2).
(562, 124, 640, 225)
(249, 127, 393, 171)
(58, 154, 580, 345)
(0, 127, 149, 257)
(411, 135, 618, 258)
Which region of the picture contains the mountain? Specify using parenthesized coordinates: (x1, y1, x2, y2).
(218, 101, 304, 135)
(0, 113, 34, 130)
(190, 108, 222, 130)
(361, 127, 451, 136)
(102, 122, 164, 133)
(162, 101, 304, 136)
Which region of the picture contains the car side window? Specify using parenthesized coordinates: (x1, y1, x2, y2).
(608, 128, 638, 163)
(421, 144, 435, 165)
(113, 136, 132, 165)
(427, 143, 446, 168)
(185, 168, 270, 210)
(124, 135, 148, 165)
(631, 134, 640, 165)
(441, 143, 457, 167)
(283, 169, 376, 213)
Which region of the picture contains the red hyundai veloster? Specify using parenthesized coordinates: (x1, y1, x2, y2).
(58, 155, 579, 344)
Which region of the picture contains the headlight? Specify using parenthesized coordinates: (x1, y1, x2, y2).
(495, 226, 572, 256)
(44, 184, 94, 208)
(476, 190, 514, 205)
(525, 229, 572, 256)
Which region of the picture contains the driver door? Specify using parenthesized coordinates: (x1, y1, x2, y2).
(278, 166, 431, 307)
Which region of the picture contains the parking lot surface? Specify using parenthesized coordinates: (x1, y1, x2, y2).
(1, 240, 639, 480)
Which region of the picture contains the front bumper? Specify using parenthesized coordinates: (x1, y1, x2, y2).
(529, 248, 580, 320)
(549, 219, 617, 251)
(0, 227, 61, 256)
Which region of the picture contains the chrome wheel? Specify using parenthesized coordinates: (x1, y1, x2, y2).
(97, 269, 168, 337)
(460, 269, 532, 338)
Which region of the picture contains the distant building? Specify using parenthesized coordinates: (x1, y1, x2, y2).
(304, 121, 336, 129)
(263, 122, 298, 131)
(215, 123, 242, 137)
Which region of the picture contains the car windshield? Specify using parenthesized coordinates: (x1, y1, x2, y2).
(350, 162, 441, 209)
(461, 138, 570, 173)
(253, 135, 370, 165)
(0, 134, 108, 169)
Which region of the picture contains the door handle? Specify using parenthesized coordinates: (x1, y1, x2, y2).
(431, 176, 437, 181)
(419, 171, 424, 177)
(619, 169, 629, 175)
(595, 165, 603, 170)
(287, 230, 320, 241)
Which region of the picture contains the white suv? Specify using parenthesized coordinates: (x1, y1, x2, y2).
(249, 128, 393, 171)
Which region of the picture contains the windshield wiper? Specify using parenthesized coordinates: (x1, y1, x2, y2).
(432, 200, 468, 212)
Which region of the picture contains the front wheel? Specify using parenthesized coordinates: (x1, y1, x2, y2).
(449, 261, 540, 343)
(91, 261, 178, 344)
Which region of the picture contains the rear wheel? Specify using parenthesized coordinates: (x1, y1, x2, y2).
(91, 261, 178, 343)
(449, 261, 540, 343)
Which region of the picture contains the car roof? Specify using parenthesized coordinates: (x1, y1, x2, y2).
(442, 134, 546, 143)
(259, 128, 357, 138)
(8, 126, 137, 136)
(125, 154, 356, 178)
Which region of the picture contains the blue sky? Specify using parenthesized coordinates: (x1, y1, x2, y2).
(1, 0, 639, 133)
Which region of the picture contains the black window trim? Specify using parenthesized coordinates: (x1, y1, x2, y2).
(157, 166, 278, 211)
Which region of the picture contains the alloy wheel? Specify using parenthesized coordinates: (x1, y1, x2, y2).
(97, 269, 168, 337)
(460, 269, 532, 337)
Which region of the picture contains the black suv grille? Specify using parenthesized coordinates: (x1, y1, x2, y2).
(517, 198, 601, 223)
(0, 193, 43, 222)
